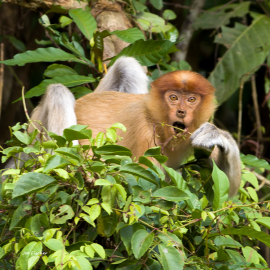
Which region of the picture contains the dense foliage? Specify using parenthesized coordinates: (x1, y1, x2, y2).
(1, 0, 270, 269)
(0, 121, 269, 270)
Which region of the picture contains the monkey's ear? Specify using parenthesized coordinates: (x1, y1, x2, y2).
(95, 57, 149, 94)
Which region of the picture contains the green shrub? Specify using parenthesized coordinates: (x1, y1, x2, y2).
(0, 122, 270, 270)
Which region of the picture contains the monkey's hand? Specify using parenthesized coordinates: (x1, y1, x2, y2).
(190, 122, 241, 197)
(190, 122, 231, 153)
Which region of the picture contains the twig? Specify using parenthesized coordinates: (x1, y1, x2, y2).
(45, 30, 61, 49)
(0, 43, 4, 120)
(251, 75, 263, 157)
(7, 66, 24, 87)
(173, 0, 206, 61)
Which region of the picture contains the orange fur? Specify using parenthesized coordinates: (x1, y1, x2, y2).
(75, 70, 216, 168)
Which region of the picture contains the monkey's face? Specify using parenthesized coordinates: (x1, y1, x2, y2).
(164, 90, 202, 134)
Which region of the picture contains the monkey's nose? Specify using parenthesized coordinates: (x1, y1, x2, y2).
(176, 109, 186, 118)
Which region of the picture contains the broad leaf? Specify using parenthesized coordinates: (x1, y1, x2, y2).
(12, 172, 57, 198)
(131, 229, 154, 259)
(158, 243, 184, 270)
(0, 47, 86, 66)
(153, 186, 189, 201)
(241, 154, 270, 169)
(212, 161, 229, 210)
(69, 8, 97, 40)
(209, 15, 270, 103)
(109, 39, 176, 67)
(111, 28, 145, 43)
(95, 145, 132, 156)
(120, 163, 158, 185)
(23, 74, 95, 99)
(194, 2, 250, 30)
(210, 227, 270, 247)
(44, 64, 78, 78)
(43, 155, 70, 172)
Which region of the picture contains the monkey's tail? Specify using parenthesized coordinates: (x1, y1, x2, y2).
(29, 84, 77, 138)
(95, 56, 149, 94)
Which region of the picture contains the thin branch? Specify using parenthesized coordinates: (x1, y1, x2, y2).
(173, 0, 206, 62)
(0, 43, 4, 120)
(251, 75, 263, 156)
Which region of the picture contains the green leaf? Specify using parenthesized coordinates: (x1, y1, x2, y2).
(28, 255, 40, 270)
(120, 163, 158, 185)
(162, 165, 187, 190)
(256, 217, 270, 229)
(241, 172, 259, 188)
(214, 236, 242, 247)
(89, 204, 101, 222)
(163, 9, 177, 20)
(43, 155, 70, 172)
(109, 39, 176, 67)
(55, 147, 82, 161)
(214, 23, 247, 48)
(43, 239, 64, 251)
(242, 246, 260, 264)
(85, 245, 95, 258)
(50, 205, 74, 224)
(212, 161, 229, 210)
(10, 201, 32, 230)
(23, 74, 95, 99)
(101, 202, 112, 215)
(71, 86, 92, 99)
(144, 147, 168, 163)
(158, 243, 184, 270)
(131, 229, 154, 259)
(246, 187, 258, 202)
(97, 211, 118, 237)
(241, 154, 270, 169)
(76, 257, 93, 270)
(69, 8, 97, 40)
(13, 131, 30, 144)
(18, 242, 42, 270)
(111, 28, 145, 43)
(59, 15, 73, 28)
(44, 64, 78, 78)
(0, 47, 85, 66)
(120, 224, 145, 255)
(209, 15, 270, 104)
(137, 12, 172, 33)
(28, 213, 49, 237)
(91, 243, 106, 259)
(210, 227, 270, 247)
(64, 128, 92, 142)
(150, 0, 162, 10)
(95, 145, 132, 156)
(153, 186, 189, 201)
(115, 184, 127, 201)
(12, 172, 56, 199)
(158, 232, 182, 247)
(194, 2, 250, 30)
(5, 35, 26, 52)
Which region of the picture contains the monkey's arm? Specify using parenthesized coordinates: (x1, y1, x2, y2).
(190, 122, 241, 197)
(95, 57, 149, 94)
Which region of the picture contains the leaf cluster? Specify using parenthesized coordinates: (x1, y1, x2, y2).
(0, 122, 270, 270)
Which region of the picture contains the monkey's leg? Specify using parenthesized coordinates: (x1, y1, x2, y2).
(94, 57, 149, 94)
(190, 122, 241, 197)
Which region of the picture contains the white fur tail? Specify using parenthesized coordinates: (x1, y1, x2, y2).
(30, 84, 77, 136)
(95, 57, 149, 94)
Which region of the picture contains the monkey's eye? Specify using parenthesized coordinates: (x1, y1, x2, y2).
(170, 94, 178, 101)
(188, 97, 196, 103)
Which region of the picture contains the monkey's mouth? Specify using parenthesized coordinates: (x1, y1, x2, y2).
(173, 121, 187, 133)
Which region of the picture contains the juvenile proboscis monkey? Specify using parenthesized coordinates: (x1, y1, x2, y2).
(30, 57, 241, 197)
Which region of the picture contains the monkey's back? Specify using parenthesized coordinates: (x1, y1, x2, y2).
(75, 91, 154, 158)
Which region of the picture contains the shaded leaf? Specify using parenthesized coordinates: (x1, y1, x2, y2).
(12, 172, 56, 199)
(69, 8, 97, 40)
